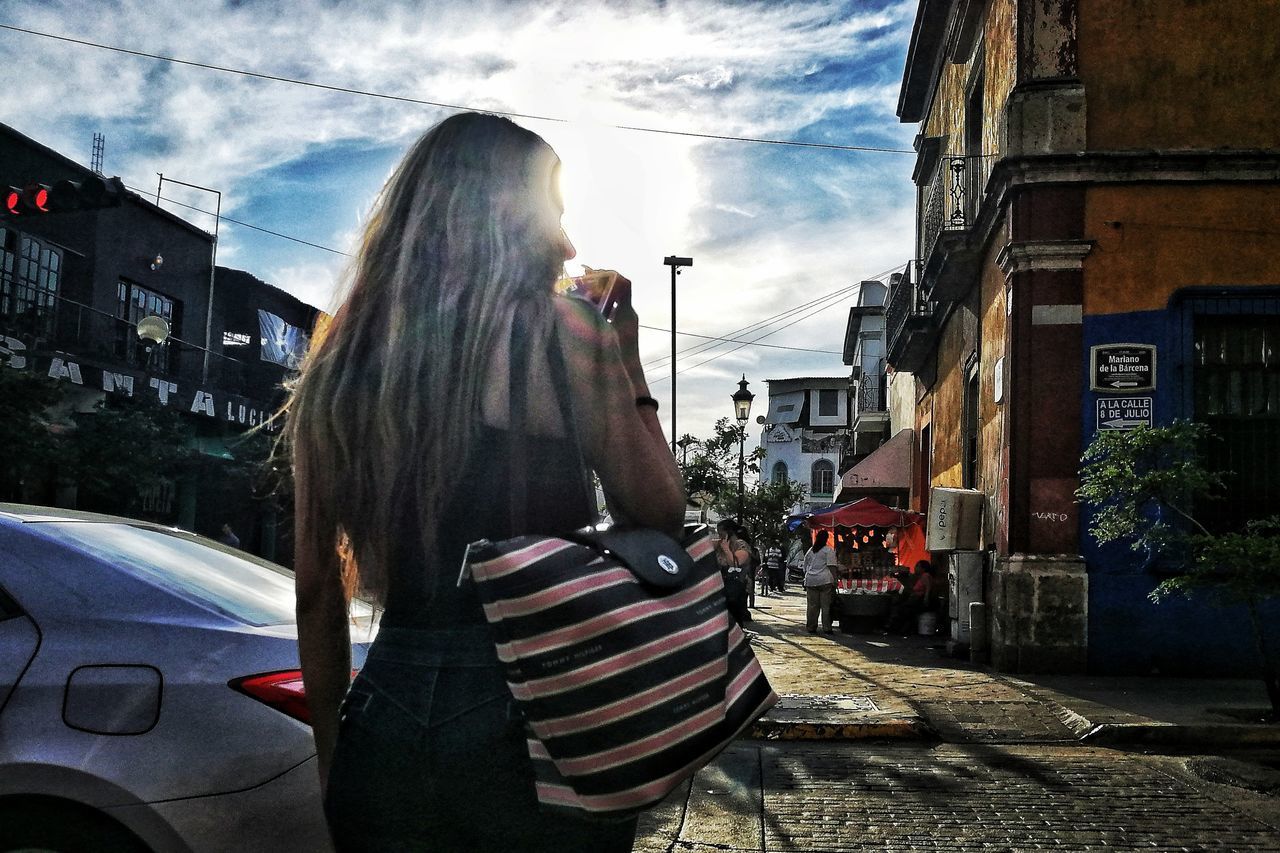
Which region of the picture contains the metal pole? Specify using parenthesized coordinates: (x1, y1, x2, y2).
(671, 263, 677, 454)
(155, 176, 221, 385)
(738, 432, 745, 519)
(663, 256, 692, 454)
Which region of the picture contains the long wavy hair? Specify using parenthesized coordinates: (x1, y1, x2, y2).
(282, 112, 563, 603)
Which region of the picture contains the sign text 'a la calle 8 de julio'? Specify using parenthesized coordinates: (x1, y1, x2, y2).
(1090, 343, 1156, 392)
(1096, 396, 1153, 431)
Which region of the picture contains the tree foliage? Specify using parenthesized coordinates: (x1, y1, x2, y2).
(1077, 420, 1280, 718)
(0, 359, 64, 500)
(677, 419, 806, 551)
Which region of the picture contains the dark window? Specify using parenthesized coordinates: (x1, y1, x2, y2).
(818, 389, 839, 417)
(811, 460, 835, 495)
(1194, 314, 1280, 532)
(962, 368, 980, 489)
(771, 461, 788, 485)
(116, 280, 177, 373)
(0, 228, 61, 342)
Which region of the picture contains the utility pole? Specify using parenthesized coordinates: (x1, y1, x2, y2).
(663, 256, 692, 454)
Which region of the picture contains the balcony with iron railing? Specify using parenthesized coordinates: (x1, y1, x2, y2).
(919, 153, 994, 303)
(885, 260, 937, 374)
(0, 291, 285, 402)
(854, 364, 887, 416)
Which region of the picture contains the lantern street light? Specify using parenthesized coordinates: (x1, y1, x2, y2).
(676, 435, 696, 468)
(731, 375, 755, 519)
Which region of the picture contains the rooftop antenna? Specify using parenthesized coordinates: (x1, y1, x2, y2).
(90, 133, 105, 175)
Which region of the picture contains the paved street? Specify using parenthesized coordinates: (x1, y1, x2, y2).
(632, 590, 1280, 851)
(635, 743, 1280, 852)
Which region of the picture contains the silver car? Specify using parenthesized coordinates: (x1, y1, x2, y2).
(0, 504, 376, 852)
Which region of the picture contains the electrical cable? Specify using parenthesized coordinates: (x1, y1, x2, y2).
(133, 184, 864, 358)
(643, 280, 863, 372)
(644, 263, 901, 377)
(0, 23, 914, 155)
(637, 325, 841, 355)
(128, 185, 352, 256)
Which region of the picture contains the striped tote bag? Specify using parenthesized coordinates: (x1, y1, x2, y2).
(465, 524, 778, 819)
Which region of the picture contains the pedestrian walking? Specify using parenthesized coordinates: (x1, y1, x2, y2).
(802, 530, 838, 634)
(715, 519, 751, 626)
(286, 112, 685, 852)
(763, 546, 785, 594)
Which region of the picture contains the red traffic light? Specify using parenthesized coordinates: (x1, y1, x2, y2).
(3, 183, 53, 215)
(1, 176, 125, 217)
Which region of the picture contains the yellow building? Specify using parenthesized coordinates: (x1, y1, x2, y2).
(888, 0, 1280, 673)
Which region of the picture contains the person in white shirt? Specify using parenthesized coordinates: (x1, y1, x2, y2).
(801, 529, 838, 634)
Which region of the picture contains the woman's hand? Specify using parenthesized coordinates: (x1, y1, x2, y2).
(581, 267, 645, 392)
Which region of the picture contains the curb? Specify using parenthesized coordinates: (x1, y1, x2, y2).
(1080, 722, 1280, 748)
(748, 717, 934, 742)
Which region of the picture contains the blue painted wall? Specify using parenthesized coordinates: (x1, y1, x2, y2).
(1080, 306, 1279, 675)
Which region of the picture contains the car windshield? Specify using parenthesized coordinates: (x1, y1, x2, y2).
(39, 521, 371, 627)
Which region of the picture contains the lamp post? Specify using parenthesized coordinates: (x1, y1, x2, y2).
(663, 255, 692, 453)
(676, 435, 696, 468)
(155, 174, 220, 384)
(731, 375, 755, 519)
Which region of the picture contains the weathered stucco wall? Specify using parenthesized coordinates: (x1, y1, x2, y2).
(921, 0, 1017, 156)
(978, 222, 1010, 545)
(1083, 184, 1280, 316)
(1079, 0, 1280, 151)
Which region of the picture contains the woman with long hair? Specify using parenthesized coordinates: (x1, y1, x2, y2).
(284, 112, 685, 851)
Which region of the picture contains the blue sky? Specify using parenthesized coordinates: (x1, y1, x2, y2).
(1, 0, 920, 451)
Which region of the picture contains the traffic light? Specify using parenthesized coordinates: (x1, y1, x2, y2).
(3, 175, 125, 217)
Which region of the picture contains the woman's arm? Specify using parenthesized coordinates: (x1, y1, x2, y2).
(293, 450, 352, 792)
(555, 291, 685, 537)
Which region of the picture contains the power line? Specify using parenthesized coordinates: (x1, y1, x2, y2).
(638, 324, 841, 355)
(645, 263, 903, 382)
(132, 185, 865, 360)
(644, 280, 863, 372)
(128, 185, 352, 256)
(1, 23, 914, 155)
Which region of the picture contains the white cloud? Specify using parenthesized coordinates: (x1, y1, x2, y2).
(3, 0, 919, 443)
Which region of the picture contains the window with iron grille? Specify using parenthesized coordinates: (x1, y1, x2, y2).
(811, 460, 835, 495)
(0, 228, 61, 343)
(771, 461, 788, 485)
(1193, 312, 1280, 532)
(116, 280, 177, 373)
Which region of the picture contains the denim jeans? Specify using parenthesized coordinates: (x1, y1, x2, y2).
(324, 624, 638, 852)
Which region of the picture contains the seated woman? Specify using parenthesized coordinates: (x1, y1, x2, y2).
(885, 559, 937, 635)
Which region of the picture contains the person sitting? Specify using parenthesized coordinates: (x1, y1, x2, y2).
(885, 559, 936, 635)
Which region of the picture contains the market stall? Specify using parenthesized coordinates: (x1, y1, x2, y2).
(787, 498, 930, 633)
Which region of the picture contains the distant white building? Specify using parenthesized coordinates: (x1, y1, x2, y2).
(758, 376, 851, 515)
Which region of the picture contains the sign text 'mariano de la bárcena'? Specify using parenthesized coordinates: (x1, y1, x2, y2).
(1090, 343, 1156, 392)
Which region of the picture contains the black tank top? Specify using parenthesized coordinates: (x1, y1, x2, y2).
(382, 337, 594, 629)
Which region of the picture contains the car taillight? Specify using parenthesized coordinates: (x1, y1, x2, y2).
(230, 670, 312, 724)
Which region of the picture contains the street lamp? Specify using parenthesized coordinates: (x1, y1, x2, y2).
(155, 174, 220, 384)
(664, 255, 693, 453)
(731, 375, 755, 519)
(676, 435, 696, 468)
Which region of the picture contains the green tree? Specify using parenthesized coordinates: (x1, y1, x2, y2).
(1077, 421, 1280, 719)
(0, 357, 64, 501)
(65, 396, 200, 514)
(676, 418, 805, 550)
